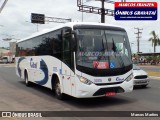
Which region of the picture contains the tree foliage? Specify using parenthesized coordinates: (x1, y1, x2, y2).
(149, 30, 160, 53)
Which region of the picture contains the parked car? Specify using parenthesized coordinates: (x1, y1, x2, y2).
(133, 64, 149, 88)
(1, 56, 14, 64)
(1, 57, 8, 64)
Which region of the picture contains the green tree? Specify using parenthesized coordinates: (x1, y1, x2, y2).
(157, 55, 160, 64)
(149, 30, 160, 53)
(146, 56, 152, 62)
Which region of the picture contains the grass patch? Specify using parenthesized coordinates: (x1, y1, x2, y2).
(147, 71, 160, 77)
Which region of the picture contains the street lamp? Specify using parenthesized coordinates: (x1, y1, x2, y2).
(2, 34, 14, 41)
(2, 37, 19, 57)
(3, 38, 12, 41)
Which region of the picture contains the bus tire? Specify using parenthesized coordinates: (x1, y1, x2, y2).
(55, 79, 64, 100)
(24, 71, 31, 87)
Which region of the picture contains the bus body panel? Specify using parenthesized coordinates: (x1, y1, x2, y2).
(16, 55, 133, 98)
(15, 22, 133, 98)
(16, 56, 77, 96)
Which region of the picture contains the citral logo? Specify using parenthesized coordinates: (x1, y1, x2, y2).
(116, 77, 124, 81)
(30, 58, 38, 68)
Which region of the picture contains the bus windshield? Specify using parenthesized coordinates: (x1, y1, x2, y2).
(76, 29, 132, 69)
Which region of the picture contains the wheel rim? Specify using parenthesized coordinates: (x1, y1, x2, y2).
(55, 83, 61, 96)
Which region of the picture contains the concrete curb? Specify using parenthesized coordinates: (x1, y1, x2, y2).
(149, 76, 160, 80)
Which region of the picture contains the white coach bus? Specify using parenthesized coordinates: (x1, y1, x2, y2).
(16, 22, 133, 99)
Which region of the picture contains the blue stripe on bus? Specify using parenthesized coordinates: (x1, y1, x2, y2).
(35, 59, 49, 85)
(17, 57, 26, 76)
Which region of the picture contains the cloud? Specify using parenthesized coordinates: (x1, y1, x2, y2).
(0, 0, 160, 53)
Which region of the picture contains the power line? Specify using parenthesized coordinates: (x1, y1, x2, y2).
(134, 27, 143, 53)
(0, 0, 8, 14)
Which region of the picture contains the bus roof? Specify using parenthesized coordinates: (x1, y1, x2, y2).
(17, 22, 125, 43)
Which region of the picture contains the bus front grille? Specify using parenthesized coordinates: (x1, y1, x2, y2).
(95, 81, 124, 86)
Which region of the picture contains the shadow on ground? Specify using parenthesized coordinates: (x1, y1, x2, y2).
(18, 81, 136, 109)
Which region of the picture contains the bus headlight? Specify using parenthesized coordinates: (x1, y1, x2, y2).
(78, 76, 93, 85)
(125, 73, 133, 82)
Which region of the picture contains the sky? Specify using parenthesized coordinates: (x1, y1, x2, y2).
(0, 0, 160, 53)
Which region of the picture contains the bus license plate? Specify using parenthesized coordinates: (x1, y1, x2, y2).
(105, 92, 116, 96)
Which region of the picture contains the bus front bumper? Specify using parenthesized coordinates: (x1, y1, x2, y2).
(75, 80, 133, 98)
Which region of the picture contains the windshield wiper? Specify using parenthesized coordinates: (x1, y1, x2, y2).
(97, 38, 106, 61)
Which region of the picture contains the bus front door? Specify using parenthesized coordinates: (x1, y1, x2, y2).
(62, 28, 75, 96)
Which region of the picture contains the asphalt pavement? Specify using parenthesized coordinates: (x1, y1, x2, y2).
(0, 64, 160, 120)
(139, 65, 160, 72)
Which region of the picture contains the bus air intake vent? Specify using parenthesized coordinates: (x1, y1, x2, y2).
(95, 81, 124, 86)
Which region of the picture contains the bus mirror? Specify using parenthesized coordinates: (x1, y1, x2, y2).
(64, 30, 75, 37)
(71, 30, 76, 34)
(71, 38, 76, 51)
(64, 32, 70, 37)
(64, 30, 76, 51)
(64, 29, 73, 37)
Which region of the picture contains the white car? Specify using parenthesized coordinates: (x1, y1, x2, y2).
(1, 57, 8, 64)
(133, 64, 149, 88)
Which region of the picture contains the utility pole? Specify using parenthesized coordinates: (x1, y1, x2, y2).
(134, 28, 143, 53)
(101, 0, 105, 23)
(0, 0, 8, 14)
(26, 21, 39, 32)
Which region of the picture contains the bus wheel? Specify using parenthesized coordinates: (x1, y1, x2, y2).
(55, 80, 64, 100)
(25, 72, 31, 87)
